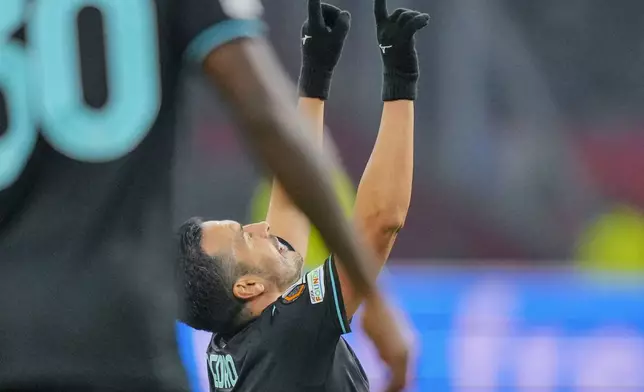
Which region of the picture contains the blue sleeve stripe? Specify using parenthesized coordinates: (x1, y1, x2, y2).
(327, 256, 348, 334)
(184, 19, 266, 64)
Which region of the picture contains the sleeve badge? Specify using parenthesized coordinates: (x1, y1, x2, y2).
(280, 283, 306, 304)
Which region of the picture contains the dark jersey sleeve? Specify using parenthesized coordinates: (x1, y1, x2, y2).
(268, 256, 352, 387)
(278, 255, 351, 336)
(174, 0, 266, 64)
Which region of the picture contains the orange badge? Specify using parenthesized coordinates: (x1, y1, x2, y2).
(281, 284, 306, 304)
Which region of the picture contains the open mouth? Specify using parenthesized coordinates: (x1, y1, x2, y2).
(271, 236, 287, 255)
(276, 240, 288, 254)
(275, 236, 295, 255)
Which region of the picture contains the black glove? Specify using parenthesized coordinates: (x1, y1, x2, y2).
(374, 0, 429, 101)
(299, 0, 351, 100)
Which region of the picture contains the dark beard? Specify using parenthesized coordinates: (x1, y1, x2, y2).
(276, 251, 305, 290)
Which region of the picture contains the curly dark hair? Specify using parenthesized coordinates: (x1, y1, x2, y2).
(176, 217, 251, 333)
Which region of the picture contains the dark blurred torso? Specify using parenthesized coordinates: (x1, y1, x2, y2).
(0, 0, 214, 388)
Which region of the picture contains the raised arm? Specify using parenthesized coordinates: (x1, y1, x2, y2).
(336, 2, 429, 317)
(265, 3, 350, 255)
(264, 97, 323, 255)
(338, 99, 416, 315)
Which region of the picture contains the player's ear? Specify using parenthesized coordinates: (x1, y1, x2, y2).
(233, 276, 266, 300)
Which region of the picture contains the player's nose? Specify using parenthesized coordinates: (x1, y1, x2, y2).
(243, 221, 270, 238)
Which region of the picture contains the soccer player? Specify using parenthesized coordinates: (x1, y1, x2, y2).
(0, 0, 408, 391)
(178, 1, 427, 390)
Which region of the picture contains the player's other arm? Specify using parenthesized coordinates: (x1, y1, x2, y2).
(337, 101, 414, 317)
(265, 4, 349, 253)
(263, 97, 323, 255)
(336, 2, 429, 317)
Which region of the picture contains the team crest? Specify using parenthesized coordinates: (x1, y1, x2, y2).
(281, 283, 306, 304)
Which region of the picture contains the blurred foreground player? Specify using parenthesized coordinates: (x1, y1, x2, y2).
(1, 0, 410, 390)
(178, 1, 427, 390)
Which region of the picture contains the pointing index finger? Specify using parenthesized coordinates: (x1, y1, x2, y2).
(374, 0, 389, 24)
(308, 0, 324, 25)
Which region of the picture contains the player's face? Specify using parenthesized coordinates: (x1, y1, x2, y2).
(200, 220, 304, 290)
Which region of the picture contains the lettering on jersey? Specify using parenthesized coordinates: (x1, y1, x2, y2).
(208, 353, 239, 390)
(281, 283, 306, 304)
(306, 265, 326, 304)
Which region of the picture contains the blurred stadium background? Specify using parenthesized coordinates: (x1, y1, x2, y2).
(174, 0, 644, 391)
